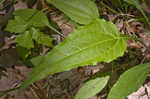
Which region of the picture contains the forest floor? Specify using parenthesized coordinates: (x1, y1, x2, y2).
(1, 0, 150, 99)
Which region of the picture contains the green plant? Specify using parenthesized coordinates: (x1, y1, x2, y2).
(6, 8, 53, 49)
(75, 76, 110, 99)
(4, 0, 150, 99)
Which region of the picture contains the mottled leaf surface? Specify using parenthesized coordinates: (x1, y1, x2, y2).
(20, 19, 128, 91)
(75, 76, 110, 99)
(47, 0, 99, 24)
(107, 63, 150, 99)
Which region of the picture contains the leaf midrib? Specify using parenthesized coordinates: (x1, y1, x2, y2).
(24, 37, 124, 88)
(47, 36, 126, 66)
(32, 38, 120, 80)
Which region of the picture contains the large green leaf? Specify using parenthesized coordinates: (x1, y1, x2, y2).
(15, 31, 34, 49)
(5, 8, 49, 33)
(107, 63, 150, 99)
(75, 76, 110, 99)
(31, 28, 52, 47)
(47, 0, 99, 24)
(20, 19, 128, 91)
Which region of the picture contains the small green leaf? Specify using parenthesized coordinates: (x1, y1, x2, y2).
(5, 8, 53, 49)
(5, 8, 50, 33)
(20, 19, 129, 91)
(5, 16, 28, 33)
(13, 8, 49, 27)
(107, 63, 150, 99)
(125, 0, 150, 25)
(31, 28, 52, 47)
(47, 0, 99, 24)
(13, 8, 36, 21)
(15, 31, 34, 49)
(75, 76, 110, 99)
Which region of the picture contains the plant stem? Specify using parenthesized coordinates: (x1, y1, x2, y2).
(0, 87, 20, 97)
(100, 1, 119, 14)
(47, 24, 64, 38)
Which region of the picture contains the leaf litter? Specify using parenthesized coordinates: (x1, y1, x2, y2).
(1, 0, 150, 99)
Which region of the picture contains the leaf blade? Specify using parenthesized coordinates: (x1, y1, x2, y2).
(15, 31, 34, 49)
(47, 0, 99, 24)
(107, 63, 150, 99)
(31, 28, 52, 47)
(20, 19, 128, 91)
(5, 16, 28, 33)
(13, 8, 49, 27)
(75, 76, 110, 99)
(5, 8, 50, 33)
